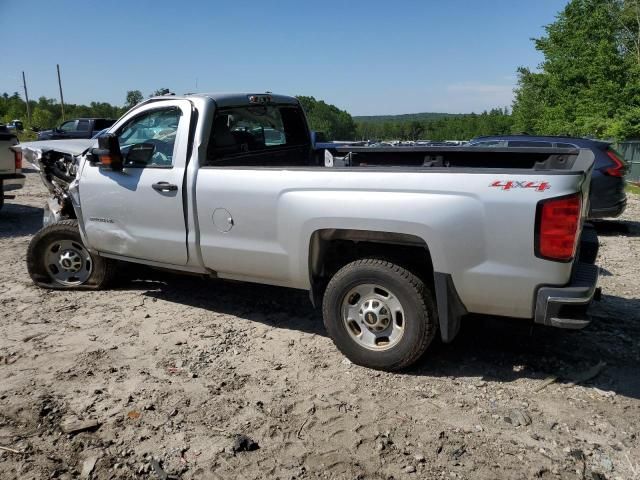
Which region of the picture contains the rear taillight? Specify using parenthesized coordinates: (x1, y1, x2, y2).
(14, 150, 22, 170)
(604, 148, 625, 177)
(535, 194, 582, 262)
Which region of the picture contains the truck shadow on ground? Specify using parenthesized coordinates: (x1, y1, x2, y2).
(591, 219, 640, 237)
(0, 203, 43, 238)
(415, 294, 640, 400)
(129, 268, 325, 336)
(129, 269, 640, 400)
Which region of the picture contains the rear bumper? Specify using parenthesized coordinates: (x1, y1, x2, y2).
(589, 197, 627, 219)
(534, 228, 600, 329)
(0, 173, 26, 192)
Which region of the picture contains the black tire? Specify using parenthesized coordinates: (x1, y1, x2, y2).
(322, 259, 438, 371)
(27, 219, 116, 289)
(0, 182, 4, 211)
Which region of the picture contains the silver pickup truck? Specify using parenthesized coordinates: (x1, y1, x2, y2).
(15, 93, 600, 370)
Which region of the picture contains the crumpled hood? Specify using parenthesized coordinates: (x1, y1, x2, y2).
(13, 139, 96, 169)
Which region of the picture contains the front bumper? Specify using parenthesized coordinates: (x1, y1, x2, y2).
(0, 173, 26, 192)
(534, 227, 600, 329)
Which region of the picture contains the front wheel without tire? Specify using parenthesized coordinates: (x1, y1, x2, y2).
(27, 220, 115, 289)
(322, 259, 438, 371)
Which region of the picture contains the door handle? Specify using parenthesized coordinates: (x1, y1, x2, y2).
(152, 182, 178, 192)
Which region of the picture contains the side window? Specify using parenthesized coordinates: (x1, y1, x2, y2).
(116, 108, 181, 168)
(59, 120, 77, 132)
(555, 142, 577, 149)
(76, 120, 90, 132)
(509, 140, 553, 147)
(206, 105, 310, 167)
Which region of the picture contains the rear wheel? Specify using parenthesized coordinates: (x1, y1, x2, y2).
(27, 220, 115, 289)
(322, 259, 437, 371)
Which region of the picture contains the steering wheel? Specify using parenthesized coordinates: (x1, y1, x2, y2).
(144, 138, 173, 166)
(144, 138, 173, 156)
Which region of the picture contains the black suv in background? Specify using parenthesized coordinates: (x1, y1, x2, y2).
(36, 118, 115, 140)
(469, 135, 627, 218)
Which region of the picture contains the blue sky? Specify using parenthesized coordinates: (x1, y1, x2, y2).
(0, 0, 566, 116)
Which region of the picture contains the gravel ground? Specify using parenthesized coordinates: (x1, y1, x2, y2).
(0, 172, 639, 480)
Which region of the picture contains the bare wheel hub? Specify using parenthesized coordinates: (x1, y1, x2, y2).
(342, 283, 406, 351)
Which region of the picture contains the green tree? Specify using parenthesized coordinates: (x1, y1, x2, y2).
(125, 90, 143, 109)
(151, 88, 171, 97)
(297, 96, 357, 140)
(512, 0, 638, 139)
(354, 109, 514, 141)
(31, 108, 55, 129)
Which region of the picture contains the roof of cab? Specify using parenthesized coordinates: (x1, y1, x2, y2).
(147, 92, 300, 108)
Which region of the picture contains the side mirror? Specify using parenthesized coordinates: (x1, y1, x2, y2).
(91, 133, 123, 171)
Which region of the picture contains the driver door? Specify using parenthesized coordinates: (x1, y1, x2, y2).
(80, 100, 192, 265)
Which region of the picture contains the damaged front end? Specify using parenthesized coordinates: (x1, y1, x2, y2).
(13, 140, 95, 226)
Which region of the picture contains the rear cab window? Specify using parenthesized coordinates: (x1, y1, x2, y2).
(206, 104, 310, 167)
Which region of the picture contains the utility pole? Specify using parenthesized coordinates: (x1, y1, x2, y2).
(56, 64, 65, 121)
(22, 71, 31, 124)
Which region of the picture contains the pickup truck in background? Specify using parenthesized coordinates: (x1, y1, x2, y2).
(14, 92, 600, 370)
(0, 125, 23, 211)
(36, 118, 116, 140)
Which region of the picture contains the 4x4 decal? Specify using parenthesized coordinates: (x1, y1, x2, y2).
(490, 180, 550, 192)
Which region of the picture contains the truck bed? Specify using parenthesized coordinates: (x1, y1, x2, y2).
(327, 146, 587, 171)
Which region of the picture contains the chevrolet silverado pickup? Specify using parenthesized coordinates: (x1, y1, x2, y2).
(0, 125, 23, 211)
(15, 93, 600, 370)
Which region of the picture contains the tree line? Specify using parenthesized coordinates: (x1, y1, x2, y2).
(355, 108, 513, 141)
(0, 88, 174, 133)
(3, 0, 640, 143)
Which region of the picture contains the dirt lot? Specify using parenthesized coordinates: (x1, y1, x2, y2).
(0, 172, 639, 480)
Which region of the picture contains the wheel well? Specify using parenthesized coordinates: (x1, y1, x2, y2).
(308, 229, 434, 305)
